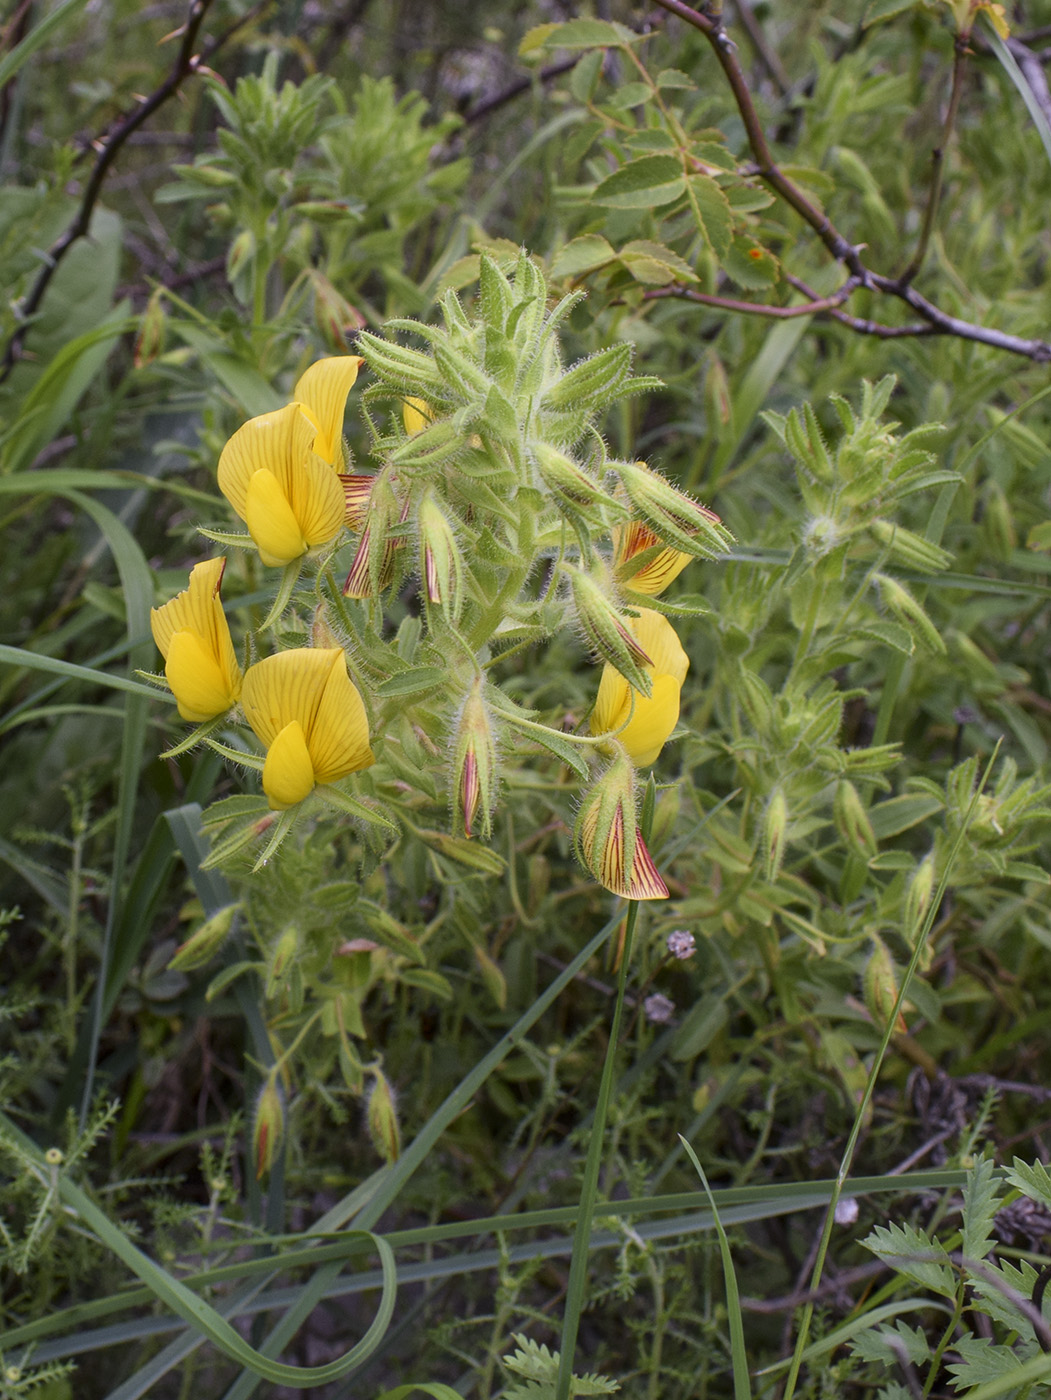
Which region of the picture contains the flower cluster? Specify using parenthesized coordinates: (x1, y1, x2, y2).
(150, 255, 732, 903)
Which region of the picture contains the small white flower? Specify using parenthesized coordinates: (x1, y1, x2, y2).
(834, 1196, 859, 1226)
(667, 929, 696, 960)
(643, 992, 675, 1025)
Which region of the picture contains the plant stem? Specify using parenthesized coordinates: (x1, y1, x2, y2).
(555, 899, 640, 1400)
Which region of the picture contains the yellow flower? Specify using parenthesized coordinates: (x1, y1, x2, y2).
(217, 357, 363, 567)
(150, 557, 242, 722)
(591, 609, 688, 767)
(402, 396, 431, 436)
(611, 519, 692, 596)
(241, 647, 374, 809)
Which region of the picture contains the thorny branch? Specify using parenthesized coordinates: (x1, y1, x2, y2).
(0, 0, 265, 385)
(648, 0, 1051, 363)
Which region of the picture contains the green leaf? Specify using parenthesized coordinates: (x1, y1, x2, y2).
(171, 322, 283, 417)
(868, 793, 943, 839)
(861, 1220, 956, 1298)
(962, 1154, 1002, 1263)
(862, 0, 920, 24)
(593, 154, 686, 209)
(618, 238, 699, 285)
(1005, 1157, 1051, 1212)
(687, 175, 734, 257)
(528, 18, 639, 50)
(550, 234, 616, 279)
(722, 235, 781, 289)
(374, 666, 446, 697)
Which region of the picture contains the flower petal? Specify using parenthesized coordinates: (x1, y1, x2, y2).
(339, 473, 374, 531)
(624, 833, 670, 900)
(591, 665, 631, 737)
(241, 648, 340, 747)
(217, 403, 316, 521)
(617, 673, 681, 767)
(631, 609, 689, 684)
(165, 629, 240, 721)
(286, 451, 346, 550)
(293, 356, 363, 467)
(308, 650, 374, 783)
(402, 396, 431, 436)
(151, 558, 242, 710)
(245, 469, 309, 567)
(262, 720, 316, 809)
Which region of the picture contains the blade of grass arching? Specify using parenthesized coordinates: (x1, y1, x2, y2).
(15, 1168, 969, 1365)
(779, 740, 1003, 1400)
(680, 1137, 752, 1400)
(0, 1108, 398, 1390)
(0, 831, 69, 913)
(0, 0, 87, 90)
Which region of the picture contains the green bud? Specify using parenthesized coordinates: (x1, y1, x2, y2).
(434, 342, 491, 400)
(418, 490, 464, 618)
(869, 519, 953, 573)
(763, 787, 788, 881)
(616, 459, 734, 559)
(309, 270, 364, 353)
(358, 331, 442, 389)
(226, 228, 255, 285)
(453, 679, 498, 838)
(735, 666, 774, 732)
(785, 402, 834, 484)
(566, 563, 654, 696)
(874, 573, 945, 654)
(904, 853, 936, 945)
(704, 354, 733, 441)
(253, 1073, 284, 1179)
(543, 342, 632, 410)
(834, 780, 878, 859)
(169, 903, 239, 971)
(575, 751, 668, 900)
(366, 1066, 401, 1164)
(134, 287, 167, 369)
(174, 162, 237, 188)
(533, 443, 623, 514)
(265, 924, 299, 999)
(863, 935, 905, 1033)
(391, 419, 463, 470)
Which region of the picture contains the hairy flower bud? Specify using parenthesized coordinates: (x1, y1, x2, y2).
(265, 924, 299, 999)
(343, 476, 404, 598)
(616, 459, 733, 559)
(310, 270, 365, 352)
(418, 490, 463, 617)
(134, 287, 167, 369)
(366, 1066, 401, 1164)
(834, 780, 878, 860)
(575, 752, 669, 900)
(253, 1073, 284, 1179)
(764, 787, 788, 881)
(904, 853, 936, 944)
(875, 573, 946, 655)
(453, 679, 498, 838)
(533, 443, 622, 515)
(567, 563, 654, 697)
(168, 903, 239, 971)
(863, 936, 907, 1034)
(869, 519, 953, 573)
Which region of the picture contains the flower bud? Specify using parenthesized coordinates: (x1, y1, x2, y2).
(168, 903, 239, 972)
(567, 563, 654, 696)
(735, 666, 774, 732)
(904, 853, 936, 944)
(253, 1073, 284, 1179)
(417, 491, 464, 616)
(575, 752, 669, 900)
(310, 270, 365, 352)
(875, 573, 946, 655)
(265, 924, 299, 999)
(343, 477, 403, 598)
(704, 354, 733, 439)
(339, 473, 374, 531)
(366, 1066, 401, 1163)
(534, 443, 623, 515)
(226, 228, 256, 285)
(763, 787, 788, 881)
(174, 162, 237, 188)
(863, 936, 907, 1034)
(453, 679, 498, 838)
(834, 780, 878, 860)
(358, 330, 442, 390)
(869, 519, 953, 573)
(134, 287, 167, 369)
(616, 460, 733, 559)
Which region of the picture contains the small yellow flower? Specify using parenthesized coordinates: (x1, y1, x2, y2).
(402, 396, 431, 436)
(612, 519, 692, 596)
(241, 648, 374, 809)
(150, 557, 242, 722)
(591, 609, 688, 767)
(217, 356, 363, 567)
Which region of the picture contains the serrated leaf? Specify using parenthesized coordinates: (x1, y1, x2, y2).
(618, 238, 699, 283)
(531, 18, 639, 49)
(1005, 1157, 1051, 1212)
(687, 174, 734, 257)
(722, 235, 781, 289)
(862, 1221, 956, 1298)
(593, 154, 686, 209)
(962, 1154, 1003, 1263)
(851, 1320, 931, 1367)
(550, 234, 616, 279)
(656, 68, 695, 89)
(945, 1336, 1030, 1390)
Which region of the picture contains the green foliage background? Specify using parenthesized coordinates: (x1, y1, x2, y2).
(5, 1, 1051, 1397)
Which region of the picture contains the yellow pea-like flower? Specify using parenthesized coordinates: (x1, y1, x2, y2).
(611, 519, 693, 596)
(150, 557, 242, 722)
(217, 357, 363, 567)
(591, 609, 688, 767)
(240, 648, 374, 810)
